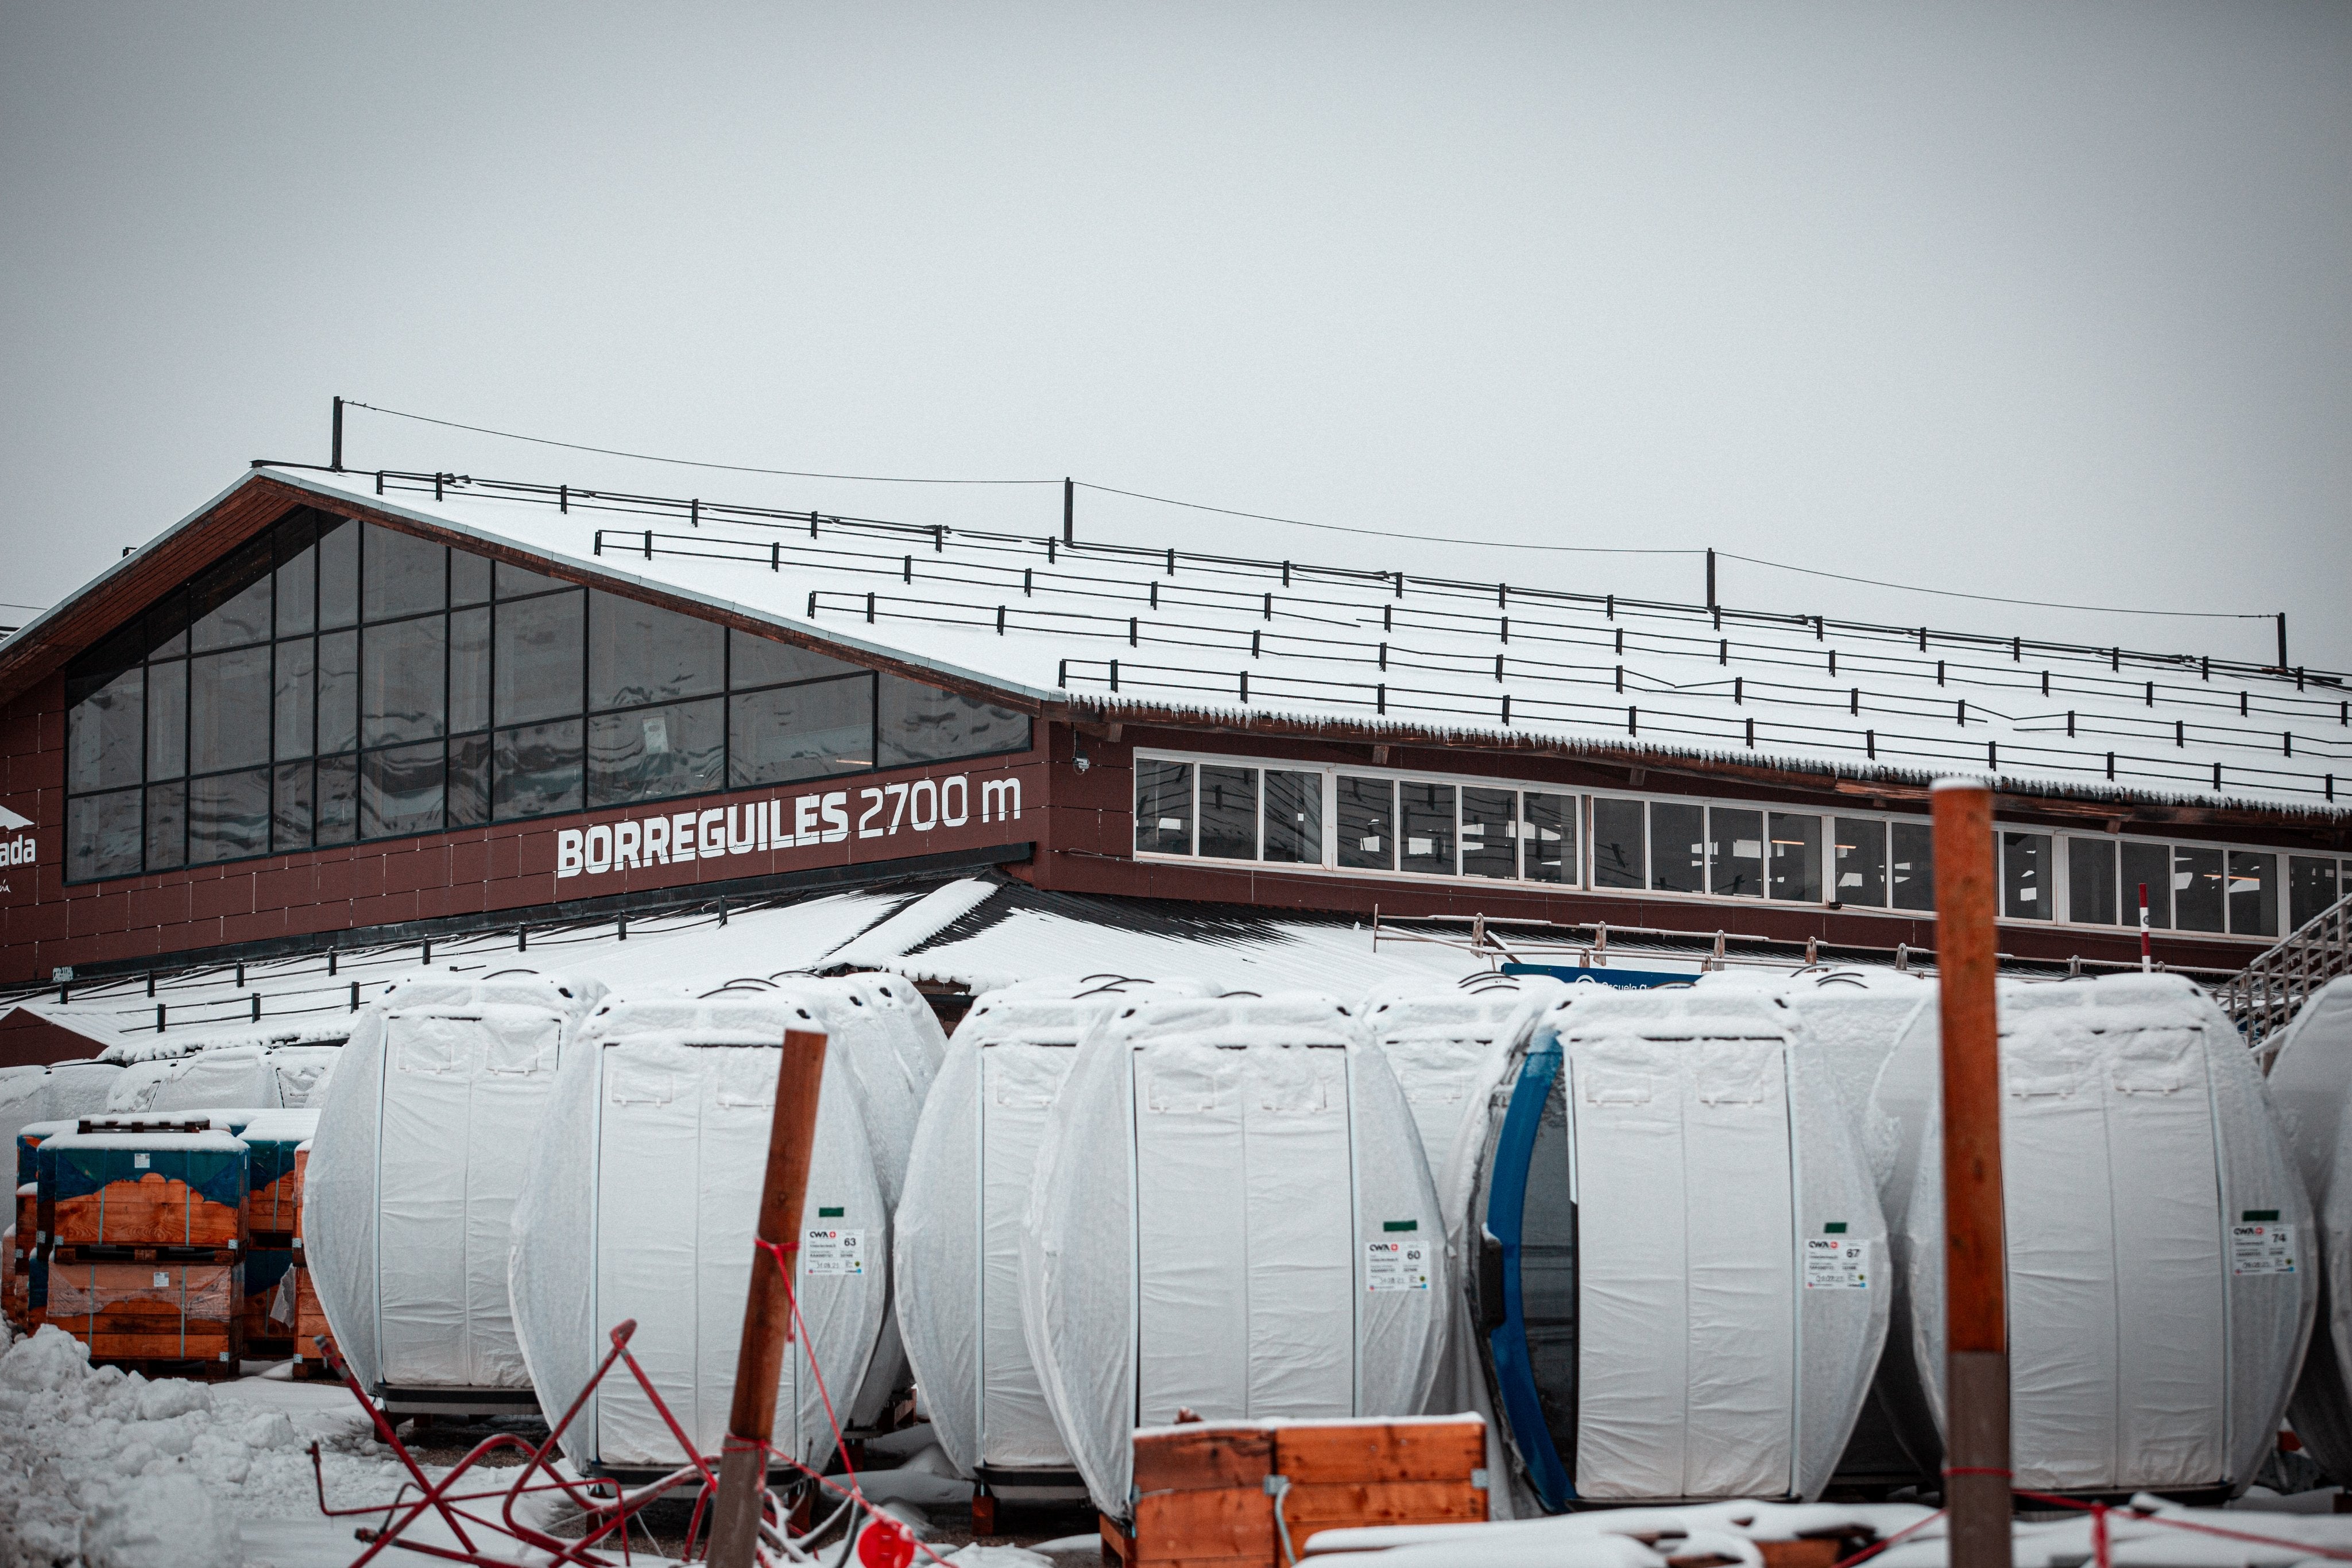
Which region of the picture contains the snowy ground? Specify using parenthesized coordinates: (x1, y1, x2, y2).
(0, 1323, 1081, 1568)
(0, 1324, 420, 1567)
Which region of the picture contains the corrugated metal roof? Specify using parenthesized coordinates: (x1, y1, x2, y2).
(223, 464, 2349, 817)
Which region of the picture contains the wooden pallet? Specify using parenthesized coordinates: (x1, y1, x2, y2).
(51, 1244, 238, 1266)
(92, 1353, 239, 1383)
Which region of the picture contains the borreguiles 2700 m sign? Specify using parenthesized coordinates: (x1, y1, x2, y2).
(552, 769, 1027, 880)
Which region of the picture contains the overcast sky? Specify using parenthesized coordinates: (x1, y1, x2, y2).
(3, 3, 2346, 670)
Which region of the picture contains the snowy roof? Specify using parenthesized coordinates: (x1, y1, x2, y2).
(188, 464, 2350, 818)
(3, 875, 1502, 1058)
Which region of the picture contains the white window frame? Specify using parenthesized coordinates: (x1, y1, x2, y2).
(1131, 747, 2316, 943)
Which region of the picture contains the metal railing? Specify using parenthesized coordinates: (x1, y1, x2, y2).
(2223, 891, 2352, 1063)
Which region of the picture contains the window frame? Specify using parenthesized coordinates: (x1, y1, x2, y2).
(1128, 746, 2323, 936)
(60, 513, 1036, 882)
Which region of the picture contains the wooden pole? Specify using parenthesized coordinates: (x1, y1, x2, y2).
(1932, 780, 2011, 1568)
(707, 1028, 830, 1568)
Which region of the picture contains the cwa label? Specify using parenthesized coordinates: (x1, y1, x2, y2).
(555, 771, 1020, 878)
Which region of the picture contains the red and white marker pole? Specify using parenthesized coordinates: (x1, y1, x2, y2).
(2138, 881, 2152, 973)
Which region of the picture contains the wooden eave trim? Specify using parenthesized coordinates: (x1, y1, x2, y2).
(0, 472, 1048, 722)
(0, 475, 295, 708)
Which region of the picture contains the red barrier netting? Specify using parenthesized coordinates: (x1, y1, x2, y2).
(308, 1237, 955, 1567)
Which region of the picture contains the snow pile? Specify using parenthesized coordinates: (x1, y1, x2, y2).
(0, 1324, 408, 1568)
(1297, 1496, 2352, 1568)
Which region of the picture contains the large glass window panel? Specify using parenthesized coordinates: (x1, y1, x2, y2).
(317, 630, 358, 754)
(317, 518, 359, 629)
(361, 617, 447, 746)
(730, 629, 862, 690)
(1832, 818, 1886, 907)
(589, 590, 724, 710)
(2173, 846, 2226, 933)
(188, 768, 270, 865)
(449, 607, 491, 735)
(727, 675, 875, 786)
(274, 512, 318, 637)
(447, 734, 490, 828)
(188, 541, 273, 652)
(1769, 814, 1823, 902)
(361, 742, 445, 839)
(494, 591, 584, 725)
(2001, 833, 2052, 919)
(495, 560, 565, 598)
(2120, 841, 2171, 929)
(188, 646, 271, 774)
(315, 754, 358, 845)
(2229, 851, 2278, 938)
(493, 719, 584, 820)
(1135, 758, 1195, 854)
(1336, 776, 1395, 871)
(2068, 838, 2118, 925)
(1650, 802, 1705, 893)
(1461, 787, 1517, 879)
(450, 548, 491, 608)
(146, 659, 187, 779)
(145, 588, 190, 660)
(876, 675, 1030, 766)
(146, 781, 186, 870)
(1592, 797, 1645, 889)
(1400, 780, 1456, 875)
(2291, 857, 2342, 930)
(67, 789, 142, 881)
(272, 762, 312, 852)
(362, 524, 445, 622)
(587, 697, 725, 808)
(1523, 792, 1577, 884)
(1198, 766, 1258, 860)
(1708, 807, 1765, 897)
(273, 639, 314, 761)
(1263, 770, 1323, 865)
(67, 666, 144, 792)
(1890, 821, 1935, 911)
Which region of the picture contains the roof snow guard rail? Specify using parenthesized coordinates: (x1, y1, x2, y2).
(287, 464, 2349, 692)
(249, 463, 2351, 808)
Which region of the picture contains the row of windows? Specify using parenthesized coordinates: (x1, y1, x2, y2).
(1133, 754, 2349, 936)
(63, 511, 1031, 881)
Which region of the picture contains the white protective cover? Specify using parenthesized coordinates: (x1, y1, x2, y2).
(106, 1046, 279, 1113)
(0, 1067, 50, 1155)
(793, 971, 947, 1426)
(2258, 976, 2352, 1482)
(1871, 973, 2315, 1494)
(305, 974, 602, 1396)
(896, 975, 1210, 1480)
(508, 991, 889, 1473)
(266, 1046, 343, 1108)
(1022, 991, 1446, 1518)
(1362, 974, 1570, 1178)
(1693, 970, 1937, 1143)
(1527, 989, 1886, 1503)
(37, 1061, 125, 1123)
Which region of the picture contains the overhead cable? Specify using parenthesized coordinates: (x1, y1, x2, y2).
(339, 401, 2281, 621)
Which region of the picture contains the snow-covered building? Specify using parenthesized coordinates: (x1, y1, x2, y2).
(0, 457, 2342, 1044)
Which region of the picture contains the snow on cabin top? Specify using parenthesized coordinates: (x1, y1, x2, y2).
(236, 466, 2347, 815)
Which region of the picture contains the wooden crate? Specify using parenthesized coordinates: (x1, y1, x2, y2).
(288, 1260, 329, 1366)
(1129, 1418, 1486, 1567)
(242, 1246, 294, 1348)
(54, 1172, 243, 1248)
(243, 1147, 305, 1237)
(45, 1258, 239, 1365)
